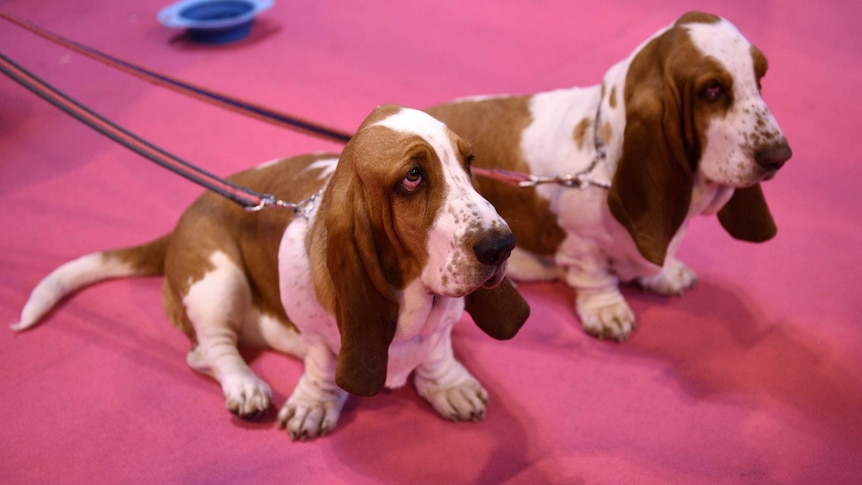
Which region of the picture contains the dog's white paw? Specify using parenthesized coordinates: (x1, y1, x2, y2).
(277, 379, 347, 441)
(186, 346, 273, 419)
(221, 372, 273, 419)
(415, 372, 489, 422)
(639, 258, 698, 296)
(576, 289, 636, 341)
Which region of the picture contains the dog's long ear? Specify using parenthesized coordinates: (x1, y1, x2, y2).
(464, 277, 530, 340)
(607, 41, 693, 267)
(717, 184, 777, 242)
(325, 152, 398, 397)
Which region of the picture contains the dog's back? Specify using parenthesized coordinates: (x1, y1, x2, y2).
(11, 153, 336, 336)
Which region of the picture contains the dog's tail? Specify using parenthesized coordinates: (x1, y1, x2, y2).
(11, 236, 170, 332)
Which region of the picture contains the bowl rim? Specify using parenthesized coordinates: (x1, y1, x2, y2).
(158, 0, 274, 30)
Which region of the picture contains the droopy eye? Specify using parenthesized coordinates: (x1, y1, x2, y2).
(400, 167, 423, 193)
(703, 81, 724, 101)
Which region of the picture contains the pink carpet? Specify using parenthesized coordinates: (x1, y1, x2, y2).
(1, 1, 860, 483)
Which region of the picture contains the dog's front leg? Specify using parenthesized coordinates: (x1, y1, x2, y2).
(413, 332, 488, 422)
(638, 257, 698, 296)
(277, 339, 347, 440)
(560, 251, 636, 341)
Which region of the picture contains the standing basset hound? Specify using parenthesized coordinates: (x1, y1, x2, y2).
(427, 12, 792, 341)
(12, 105, 529, 440)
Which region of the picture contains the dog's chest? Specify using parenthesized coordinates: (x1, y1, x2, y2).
(278, 216, 340, 349)
(385, 282, 464, 388)
(278, 213, 464, 390)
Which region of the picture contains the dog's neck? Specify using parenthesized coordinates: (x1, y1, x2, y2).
(393, 279, 458, 342)
(691, 172, 736, 216)
(595, 57, 634, 176)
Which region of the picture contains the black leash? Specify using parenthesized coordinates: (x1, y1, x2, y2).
(0, 12, 353, 145)
(1, 12, 608, 196)
(0, 50, 302, 212)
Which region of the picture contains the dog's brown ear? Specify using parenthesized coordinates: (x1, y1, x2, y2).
(464, 277, 530, 340)
(717, 184, 777, 242)
(607, 25, 705, 267)
(325, 156, 398, 397)
(608, 78, 693, 267)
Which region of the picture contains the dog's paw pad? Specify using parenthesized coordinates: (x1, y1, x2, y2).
(577, 298, 636, 341)
(417, 377, 489, 422)
(277, 398, 343, 441)
(639, 259, 698, 296)
(222, 374, 272, 419)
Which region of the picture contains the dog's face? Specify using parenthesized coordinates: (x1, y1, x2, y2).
(676, 14, 792, 186)
(342, 106, 514, 298)
(610, 12, 791, 265)
(322, 105, 525, 397)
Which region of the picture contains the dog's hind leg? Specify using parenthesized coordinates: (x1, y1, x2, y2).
(173, 251, 273, 419)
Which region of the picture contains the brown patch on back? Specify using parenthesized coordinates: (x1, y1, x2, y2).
(426, 97, 566, 255)
(162, 154, 335, 340)
(600, 121, 613, 146)
(572, 116, 590, 149)
(608, 86, 617, 109)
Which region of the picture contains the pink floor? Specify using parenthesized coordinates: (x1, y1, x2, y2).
(1, 1, 860, 483)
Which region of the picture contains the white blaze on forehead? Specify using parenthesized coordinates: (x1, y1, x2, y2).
(371, 108, 498, 223)
(685, 19, 757, 91)
(371, 107, 450, 147)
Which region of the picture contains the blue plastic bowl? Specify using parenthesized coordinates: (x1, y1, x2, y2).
(158, 0, 274, 44)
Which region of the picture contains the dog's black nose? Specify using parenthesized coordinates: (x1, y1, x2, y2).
(474, 232, 515, 266)
(755, 141, 792, 171)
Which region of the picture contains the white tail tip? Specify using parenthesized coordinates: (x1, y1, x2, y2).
(10, 320, 35, 332)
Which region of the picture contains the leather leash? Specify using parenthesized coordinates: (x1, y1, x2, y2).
(1, 12, 610, 196)
(0, 50, 310, 213)
(0, 12, 352, 145)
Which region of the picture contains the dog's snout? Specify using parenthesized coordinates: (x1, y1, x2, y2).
(755, 141, 792, 172)
(473, 232, 515, 266)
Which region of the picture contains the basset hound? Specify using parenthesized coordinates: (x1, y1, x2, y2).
(12, 105, 529, 440)
(426, 12, 792, 341)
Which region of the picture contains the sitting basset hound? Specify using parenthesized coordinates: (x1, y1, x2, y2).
(426, 11, 792, 341)
(12, 105, 529, 440)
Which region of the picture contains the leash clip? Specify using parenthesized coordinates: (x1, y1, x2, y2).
(244, 194, 278, 212)
(290, 190, 321, 219)
(245, 189, 322, 218)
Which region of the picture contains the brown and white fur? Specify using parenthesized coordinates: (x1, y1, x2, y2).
(427, 12, 791, 341)
(12, 105, 529, 440)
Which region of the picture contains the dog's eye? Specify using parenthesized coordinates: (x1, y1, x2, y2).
(703, 81, 724, 101)
(399, 167, 423, 194)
